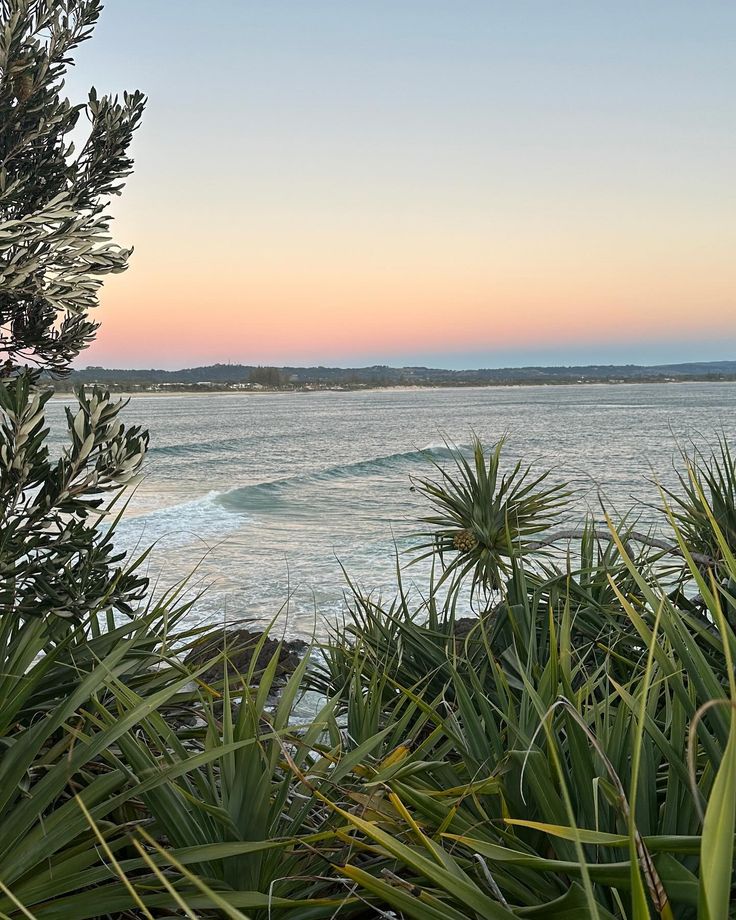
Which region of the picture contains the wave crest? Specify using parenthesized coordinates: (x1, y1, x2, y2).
(217, 444, 461, 513)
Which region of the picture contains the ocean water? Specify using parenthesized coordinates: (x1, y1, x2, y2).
(46, 383, 736, 637)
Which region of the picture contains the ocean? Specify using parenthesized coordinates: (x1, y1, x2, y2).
(47, 382, 736, 637)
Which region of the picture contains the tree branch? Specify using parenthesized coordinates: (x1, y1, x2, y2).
(528, 528, 717, 567)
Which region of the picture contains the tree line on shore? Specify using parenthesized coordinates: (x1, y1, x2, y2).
(48, 359, 736, 394)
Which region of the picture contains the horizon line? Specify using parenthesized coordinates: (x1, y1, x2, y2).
(69, 356, 736, 374)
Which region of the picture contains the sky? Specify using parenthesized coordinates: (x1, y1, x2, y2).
(66, 1, 736, 370)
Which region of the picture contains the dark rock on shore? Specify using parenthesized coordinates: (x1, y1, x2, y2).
(185, 627, 308, 686)
(449, 611, 502, 654)
(451, 617, 481, 639)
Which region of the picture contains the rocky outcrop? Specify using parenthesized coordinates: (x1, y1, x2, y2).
(185, 627, 308, 686)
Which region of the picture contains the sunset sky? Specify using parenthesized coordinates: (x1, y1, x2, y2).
(68, 1, 736, 370)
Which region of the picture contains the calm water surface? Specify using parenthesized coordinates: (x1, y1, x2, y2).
(48, 383, 736, 637)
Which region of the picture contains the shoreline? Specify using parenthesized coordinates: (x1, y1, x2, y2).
(49, 378, 736, 398)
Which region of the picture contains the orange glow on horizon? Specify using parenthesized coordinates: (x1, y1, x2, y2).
(86, 256, 736, 367)
(80, 177, 736, 367)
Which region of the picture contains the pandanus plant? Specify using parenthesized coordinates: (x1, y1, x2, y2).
(410, 437, 571, 601)
(660, 436, 736, 571)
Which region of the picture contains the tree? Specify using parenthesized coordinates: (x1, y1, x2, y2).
(0, 0, 148, 626)
(249, 365, 284, 387)
(0, 374, 149, 627)
(0, 0, 145, 375)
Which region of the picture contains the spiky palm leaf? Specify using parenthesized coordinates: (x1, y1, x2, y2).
(660, 435, 736, 569)
(410, 437, 571, 599)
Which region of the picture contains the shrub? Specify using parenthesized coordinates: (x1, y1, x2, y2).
(0, 0, 144, 375)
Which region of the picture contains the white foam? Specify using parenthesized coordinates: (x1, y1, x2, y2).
(114, 490, 245, 551)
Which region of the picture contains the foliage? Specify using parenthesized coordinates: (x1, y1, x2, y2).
(410, 437, 571, 599)
(0, 374, 149, 624)
(0, 0, 145, 375)
(311, 442, 736, 920)
(248, 366, 284, 387)
(660, 435, 736, 570)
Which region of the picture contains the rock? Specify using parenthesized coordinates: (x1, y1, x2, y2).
(185, 627, 308, 686)
(449, 610, 501, 654)
(451, 617, 481, 640)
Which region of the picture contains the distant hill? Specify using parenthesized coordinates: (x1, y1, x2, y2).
(52, 359, 736, 392)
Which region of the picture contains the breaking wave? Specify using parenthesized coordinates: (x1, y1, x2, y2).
(115, 443, 463, 541)
(216, 443, 462, 513)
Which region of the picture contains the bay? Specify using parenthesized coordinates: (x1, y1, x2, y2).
(47, 382, 736, 636)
